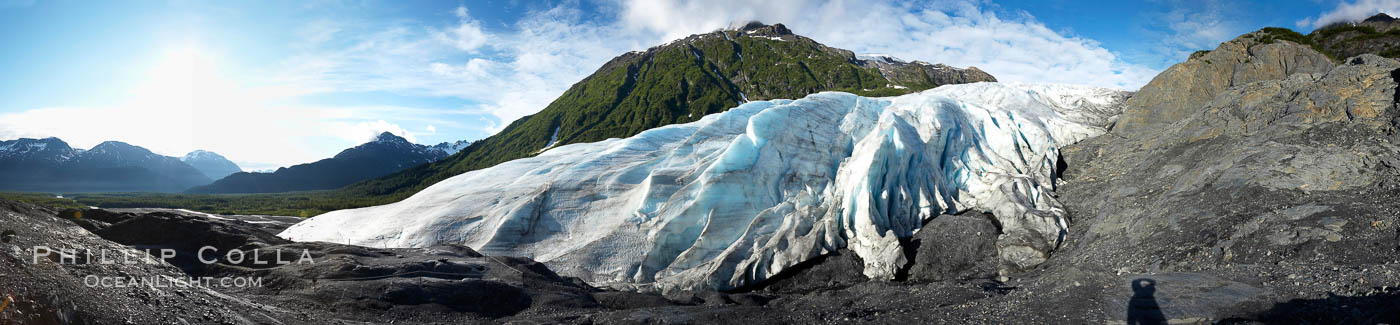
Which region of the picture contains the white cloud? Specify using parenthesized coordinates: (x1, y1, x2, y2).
(1132, 1, 1240, 67)
(433, 5, 490, 52)
(1298, 0, 1400, 30)
(328, 119, 416, 143)
(280, 3, 650, 126)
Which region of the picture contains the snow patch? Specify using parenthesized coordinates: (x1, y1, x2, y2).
(281, 83, 1127, 293)
(539, 126, 562, 153)
(175, 209, 231, 221)
(857, 53, 906, 64)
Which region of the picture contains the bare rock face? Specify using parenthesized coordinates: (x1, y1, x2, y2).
(1063, 53, 1400, 260)
(736, 21, 794, 37)
(1052, 51, 1400, 322)
(855, 58, 997, 87)
(1115, 31, 1336, 135)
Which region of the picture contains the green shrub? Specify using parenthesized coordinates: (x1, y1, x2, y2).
(0, 192, 85, 209)
(1315, 24, 1379, 40)
(1254, 27, 1339, 62)
(1189, 50, 1211, 60)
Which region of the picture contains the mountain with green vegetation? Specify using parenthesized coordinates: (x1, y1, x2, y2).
(335, 22, 995, 202)
(1182, 14, 1400, 66)
(1183, 13, 1400, 63)
(1309, 13, 1400, 59)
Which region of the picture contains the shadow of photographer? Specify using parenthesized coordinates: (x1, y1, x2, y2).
(1127, 278, 1167, 325)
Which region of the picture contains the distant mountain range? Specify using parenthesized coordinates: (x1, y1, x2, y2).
(182, 150, 243, 180)
(0, 138, 224, 192)
(187, 132, 471, 194)
(333, 22, 997, 201)
(1, 133, 470, 194)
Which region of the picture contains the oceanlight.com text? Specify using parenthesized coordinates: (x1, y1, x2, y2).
(83, 275, 265, 288)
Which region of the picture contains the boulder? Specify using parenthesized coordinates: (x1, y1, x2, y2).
(904, 214, 1001, 282)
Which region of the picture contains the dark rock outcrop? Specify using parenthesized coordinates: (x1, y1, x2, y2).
(731, 249, 868, 295)
(855, 57, 996, 89)
(904, 214, 1000, 283)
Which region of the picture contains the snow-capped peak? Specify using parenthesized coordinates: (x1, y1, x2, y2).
(181, 149, 242, 180)
(373, 132, 409, 143)
(431, 140, 473, 156)
(0, 137, 76, 160)
(182, 150, 223, 161)
(87, 141, 154, 158)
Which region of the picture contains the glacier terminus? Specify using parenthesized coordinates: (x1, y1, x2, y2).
(280, 82, 1129, 292)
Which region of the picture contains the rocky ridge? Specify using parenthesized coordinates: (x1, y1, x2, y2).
(1114, 30, 1337, 135)
(188, 132, 463, 194)
(1311, 13, 1400, 60)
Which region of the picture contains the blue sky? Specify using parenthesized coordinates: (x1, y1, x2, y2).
(0, 0, 1389, 170)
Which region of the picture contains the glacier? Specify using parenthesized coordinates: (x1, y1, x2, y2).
(279, 82, 1127, 292)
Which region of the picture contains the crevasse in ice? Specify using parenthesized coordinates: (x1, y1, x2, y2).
(279, 82, 1127, 292)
